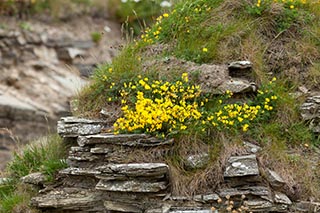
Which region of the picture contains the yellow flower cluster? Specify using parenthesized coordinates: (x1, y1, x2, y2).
(113, 73, 279, 136)
(140, 13, 170, 44)
(114, 73, 202, 134)
(204, 102, 263, 132)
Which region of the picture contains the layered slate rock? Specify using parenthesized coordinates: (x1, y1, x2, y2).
(77, 133, 174, 147)
(265, 169, 286, 189)
(57, 116, 108, 137)
(66, 133, 173, 167)
(31, 117, 310, 212)
(60, 163, 169, 193)
(31, 188, 105, 212)
(224, 154, 259, 178)
(300, 94, 320, 134)
(96, 179, 168, 193)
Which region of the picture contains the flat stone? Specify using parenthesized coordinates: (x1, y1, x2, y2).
(218, 79, 256, 94)
(59, 167, 101, 176)
(77, 133, 174, 147)
(31, 188, 102, 210)
(68, 151, 99, 162)
(57, 117, 107, 137)
(96, 163, 168, 178)
(21, 172, 46, 185)
(96, 179, 167, 193)
(185, 153, 209, 169)
(70, 146, 90, 152)
(104, 200, 142, 212)
(224, 154, 259, 177)
(193, 194, 220, 202)
(246, 199, 273, 211)
(265, 169, 285, 189)
(243, 141, 261, 153)
(274, 192, 292, 205)
(300, 97, 320, 121)
(219, 186, 271, 198)
(228, 61, 252, 70)
(90, 147, 112, 154)
(202, 194, 220, 202)
(60, 116, 106, 124)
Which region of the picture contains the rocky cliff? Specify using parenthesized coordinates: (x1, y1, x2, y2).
(0, 16, 121, 170)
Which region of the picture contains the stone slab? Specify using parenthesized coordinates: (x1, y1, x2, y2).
(31, 188, 101, 210)
(97, 163, 168, 177)
(104, 200, 142, 212)
(96, 179, 167, 193)
(224, 154, 259, 177)
(77, 133, 174, 147)
(57, 117, 106, 137)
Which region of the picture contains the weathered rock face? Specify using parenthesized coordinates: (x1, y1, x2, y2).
(300, 93, 320, 134)
(0, 16, 122, 171)
(28, 117, 318, 212)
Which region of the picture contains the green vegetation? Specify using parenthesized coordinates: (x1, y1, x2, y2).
(75, 0, 320, 199)
(91, 31, 102, 44)
(108, 0, 174, 35)
(0, 134, 67, 213)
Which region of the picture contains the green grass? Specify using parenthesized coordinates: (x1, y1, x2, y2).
(0, 134, 67, 212)
(7, 134, 67, 180)
(91, 31, 102, 44)
(108, 0, 175, 35)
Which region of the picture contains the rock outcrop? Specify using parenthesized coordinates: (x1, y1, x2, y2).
(0, 16, 121, 170)
(28, 117, 319, 212)
(300, 93, 320, 134)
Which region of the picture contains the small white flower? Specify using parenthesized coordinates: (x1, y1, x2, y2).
(160, 1, 172, 7)
(121, 0, 127, 3)
(133, 0, 141, 2)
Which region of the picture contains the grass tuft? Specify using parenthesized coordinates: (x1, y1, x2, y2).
(0, 134, 67, 212)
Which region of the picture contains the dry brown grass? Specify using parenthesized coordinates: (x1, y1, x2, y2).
(167, 132, 249, 196)
(258, 144, 320, 201)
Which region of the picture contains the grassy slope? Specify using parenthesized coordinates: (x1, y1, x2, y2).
(1, 0, 320, 211)
(76, 0, 320, 200)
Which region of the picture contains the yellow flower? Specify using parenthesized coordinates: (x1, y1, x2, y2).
(242, 124, 249, 132)
(180, 125, 187, 130)
(163, 13, 169, 18)
(290, 5, 294, 9)
(202, 47, 208, 52)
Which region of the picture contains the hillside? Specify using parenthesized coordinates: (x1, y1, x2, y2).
(75, 0, 320, 203)
(1, 0, 320, 212)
